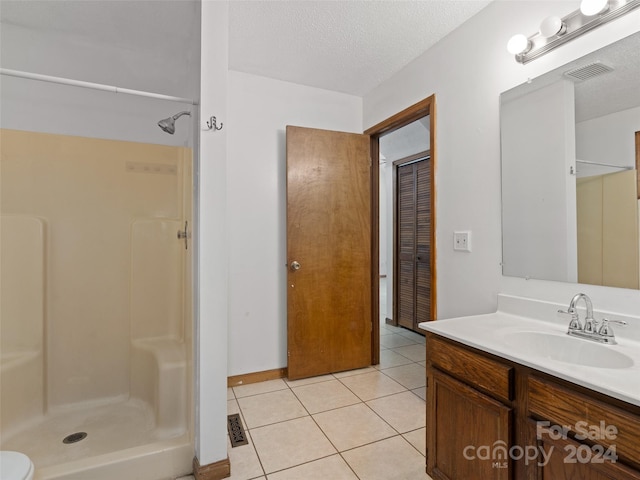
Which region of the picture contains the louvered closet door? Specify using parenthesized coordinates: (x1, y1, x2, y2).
(396, 158, 431, 331)
(397, 164, 416, 330)
(415, 160, 431, 325)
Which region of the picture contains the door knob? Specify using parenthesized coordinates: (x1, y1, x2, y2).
(290, 261, 301, 271)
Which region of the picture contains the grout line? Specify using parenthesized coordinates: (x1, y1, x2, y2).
(335, 433, 407, 455)
(261, 453, 360, 479)
(288, 388, 347, 471)
(401, 430, 427, 458)
(232, 384, 290, 400)
(286, 369, 417, 478)
(246, 429, 267, 479)
(276, 380, 359, 478)
(243, 411, 310, 431)
(230, 336, 425, 479)
(236, 414, 268, 478)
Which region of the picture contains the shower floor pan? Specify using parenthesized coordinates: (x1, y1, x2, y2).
(1, 399, 191, 480)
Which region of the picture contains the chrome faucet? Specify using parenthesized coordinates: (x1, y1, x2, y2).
(557, 293, 626, 344)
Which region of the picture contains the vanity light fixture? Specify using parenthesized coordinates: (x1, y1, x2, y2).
(539, 16, 566, 38)
(506, 34, 532, 55)
(580, 0, 609, 16)
(507, 0, 640, 64)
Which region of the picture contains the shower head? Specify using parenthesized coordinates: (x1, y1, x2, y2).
(158, 111, 191, 134)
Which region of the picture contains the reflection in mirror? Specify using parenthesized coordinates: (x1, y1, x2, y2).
(501, 31, 640, 289)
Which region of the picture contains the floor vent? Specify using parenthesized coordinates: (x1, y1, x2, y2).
(227, 414, 249, 448)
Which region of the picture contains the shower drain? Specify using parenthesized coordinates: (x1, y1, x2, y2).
(63, 432, 87, 444)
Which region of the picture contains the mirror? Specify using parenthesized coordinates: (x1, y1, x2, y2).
(501, 32, 640, 289)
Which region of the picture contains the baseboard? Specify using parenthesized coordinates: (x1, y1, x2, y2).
(227, 367, 288, 387)
(385, 317, 397, 326)
(193, 456, 230, 480)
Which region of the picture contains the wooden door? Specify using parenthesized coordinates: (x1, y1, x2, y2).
(286, 126, 372, 380)
(396, 158, 431, 332)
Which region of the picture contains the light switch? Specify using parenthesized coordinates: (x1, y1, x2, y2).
(453, 231, 471, 252)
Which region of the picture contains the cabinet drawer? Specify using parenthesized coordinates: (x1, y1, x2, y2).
(427, 334, 513, 403)
(533, 419, 640, 480)
(528, 375, 640, 468)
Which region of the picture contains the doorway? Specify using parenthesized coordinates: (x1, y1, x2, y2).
(366, 96, 437, 341)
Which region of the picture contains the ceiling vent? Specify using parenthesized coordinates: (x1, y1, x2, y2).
(564, 62, 614, 82)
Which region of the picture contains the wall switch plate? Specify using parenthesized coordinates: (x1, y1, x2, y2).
(453, 231, 471, 252)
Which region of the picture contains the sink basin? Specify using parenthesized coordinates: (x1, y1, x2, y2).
(503, 331, 634, 369)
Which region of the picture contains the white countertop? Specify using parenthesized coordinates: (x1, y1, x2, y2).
(419, 294, 640, 407)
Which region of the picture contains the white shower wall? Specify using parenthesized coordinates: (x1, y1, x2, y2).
(0, 130, 190, 409)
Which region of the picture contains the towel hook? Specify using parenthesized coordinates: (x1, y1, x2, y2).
(206, 116, 223, 131)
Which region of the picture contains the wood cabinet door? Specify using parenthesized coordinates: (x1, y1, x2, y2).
(427, 369, 512, 480)
(286, 126, 372, 380)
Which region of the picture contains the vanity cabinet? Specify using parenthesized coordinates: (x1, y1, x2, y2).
(425, 333, 640, 480)
(427, 335, 514, 479)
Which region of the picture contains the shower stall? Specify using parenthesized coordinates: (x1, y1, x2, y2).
(0, 71, 195, 479)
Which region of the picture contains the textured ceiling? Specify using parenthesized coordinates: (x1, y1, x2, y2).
(0, 0, 492, 97)
(573, 32, 640, 122)
(229, 0, 492, 96)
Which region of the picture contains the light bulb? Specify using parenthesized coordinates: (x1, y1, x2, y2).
(507, 34, 531, 55)
(540, 16, 566, 38)
(580, 0, 609, 16)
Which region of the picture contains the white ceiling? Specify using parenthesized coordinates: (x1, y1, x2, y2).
(379, 116, 430, 163)
(0, 0, 492, 97)
(228, 0, 492, 96)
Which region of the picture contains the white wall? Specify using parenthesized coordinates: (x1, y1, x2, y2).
(576, 105, 640, 173)
(501, 80, 577, 283)
(364, 1, 640, 319)
(385, 162, 394, 320)
(226, 71, 362, 376)
(197, 0, 229, 467)
(380, 165, 388, 277)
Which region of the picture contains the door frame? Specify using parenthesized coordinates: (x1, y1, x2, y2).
(365, 95, 437, 362)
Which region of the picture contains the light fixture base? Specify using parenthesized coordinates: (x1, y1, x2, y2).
(514, 0, 640, 64)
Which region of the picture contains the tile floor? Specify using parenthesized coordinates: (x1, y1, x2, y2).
(180, 279, 432, 480)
